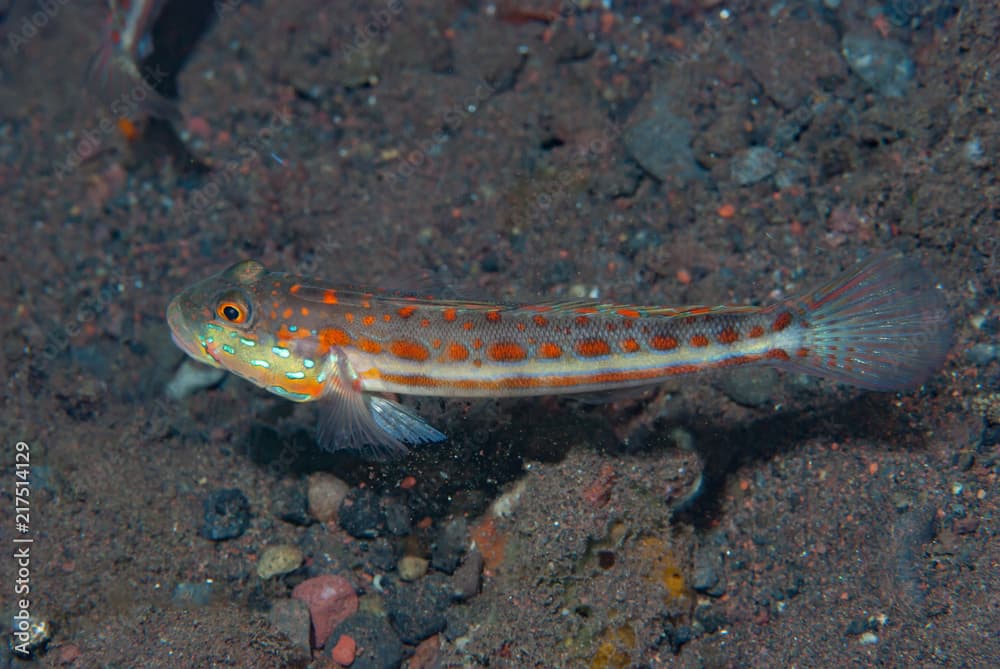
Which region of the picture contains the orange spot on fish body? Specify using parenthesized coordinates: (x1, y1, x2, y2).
(282, 307, 293, 319)
(472, 338, 483, 350)
(362, 315, 375, 327)
(650, 335, 679, 350)
(689, 334, 710, 347)
(382, 313, 392, 322)
(446, 342, 469, 361)
(516, 322, 527, 331)
(443, 308, 457, 322)
(322, 290, 338, 304)
(772, 312, 793, 332)
(487, 341, 527, 362)
(617, 308, 641, 319)
(420, 318, 430, 328)
(576, 339, 612, 357)
(389, 340, 430, 361)
(397, 305, 417, 319)
(533, 314, 549, 327)
(345, 312, 355, 324)
(485, 310, 502, 323)
(717, 327, 739, 344)
(463, 321, 474, 331)
(748, 325, 766, 338)
(289, 284, 301, 295)
(575, 315, 590, 327)
(621, 338, 641, 353)
(766, 348, 791, 361)
(318, 328, 352, 353)
(300, 307, 310, 316)
(575, 307, 599, 314)
(357, 337, 382, 354)
(538, 342, 562, 359)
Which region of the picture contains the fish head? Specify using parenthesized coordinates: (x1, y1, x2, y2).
(167, 260, 282, 384)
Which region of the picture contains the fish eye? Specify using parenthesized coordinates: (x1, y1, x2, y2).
(216, 292, 251, 325)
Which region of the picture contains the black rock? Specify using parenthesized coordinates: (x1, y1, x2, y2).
(272, 487, 313, 527)
(369, 537, 400, 572)
(339, 488, 384, 538)
(431, 518, 469, 574)
(327, 611, 403, 669)
(200, 488, 250, 541)
(385, 574, 451, 644)
(383, 496, 412, 536)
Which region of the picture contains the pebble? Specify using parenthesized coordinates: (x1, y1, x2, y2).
(165, 359, 226, 400)
(729, 146, 778, 186)
(841, 32, 914, 98)
(398, 555, 429, 582)
(716, 367, 779, 408)
(256, 544, 304, 579)
(431, 518, 469, 574)
(383, 496, 413, 536)
(329, 611, 403, 669)
(450, 549, 483, 601)
(307, 472, 350, 523)
(271, 485, 313, 527)
(291, 574, 359, 649)
(330, 634, 357, 666)
(172, 581, 215, 607)
(338, 488, 385, 538)
(623, 90, 702, 183)
(267, 598, 312, 662)
(385, 575, 451, 644)
(965, 343, 999, 365)
(200, 488, 251, 541)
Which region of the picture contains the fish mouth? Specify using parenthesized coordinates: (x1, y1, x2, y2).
(167, 297, 222, 368)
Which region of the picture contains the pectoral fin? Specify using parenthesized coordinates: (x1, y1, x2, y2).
(316, 351, 446, 458)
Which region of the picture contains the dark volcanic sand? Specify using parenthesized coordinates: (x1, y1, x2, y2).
(1, 1, 997, 667)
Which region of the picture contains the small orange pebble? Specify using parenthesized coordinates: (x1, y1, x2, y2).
(600, 11, 614, 33)
(451, 207, 462, 218)
(116, 117, 139, 142)
(399, 475, 417, 490)
(416, 516, 433, 529)
(330, 634, 357, 666)
(471, 517, 507, 573)
(664, 34, 685, 51)
(444, 27, 456, 39)
(717, 203, 736, 218)
(868, 462, 879, 475)
(216, 130, 231, 145)
(739, 479, 751, 491)
(186, 115, 212, 139)
(676, 268, 692, 285)
(789, 219, 805, 236)
(872, 13, 891, 38)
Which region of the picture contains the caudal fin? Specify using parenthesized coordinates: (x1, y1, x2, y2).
(776, 252, 951, 391)
(85, 42, 181, 122)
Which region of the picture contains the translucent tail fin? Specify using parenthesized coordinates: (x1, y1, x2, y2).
(85, 38, 181, 122)
(776, 252, 951, 391)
